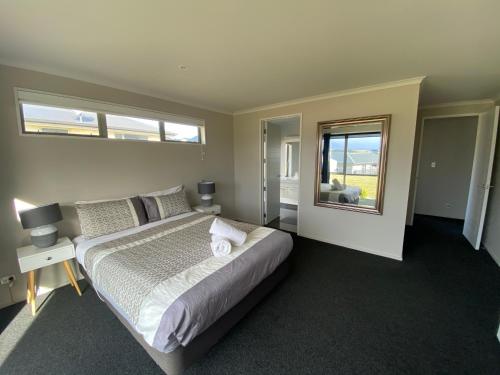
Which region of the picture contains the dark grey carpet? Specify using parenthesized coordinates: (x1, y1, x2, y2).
(266, 217, 280, 230)
(1, 215, 499, 374)
(279, 216, 297, 225)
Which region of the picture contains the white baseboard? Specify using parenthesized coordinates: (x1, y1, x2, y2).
(296, 231, 403, 261)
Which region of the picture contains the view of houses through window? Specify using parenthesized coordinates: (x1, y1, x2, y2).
(22, 103, 100, 136)
(106, 114, 161, 142)
(20, 102, 204, 144)
(164, 122, 200, 143)
(329, 133, 381, 201)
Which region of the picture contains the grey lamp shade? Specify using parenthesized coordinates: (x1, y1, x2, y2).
(19, 203, 63, 229)
(198, 181, 215, 194)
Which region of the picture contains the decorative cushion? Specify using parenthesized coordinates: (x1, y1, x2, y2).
(141, 190, 192, 222)
(332, 178, 345, 191)
(76, 196, 147, 239)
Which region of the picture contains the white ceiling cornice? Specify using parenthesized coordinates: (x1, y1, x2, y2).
(233, 76, 426, 115)
(419, 99, 495, 110)
(0, 59, 233, 116)
(2, 59, 427, 117)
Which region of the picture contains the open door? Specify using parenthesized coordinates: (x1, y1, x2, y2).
(463, 106, 500, 249)
(263, 122, 281, 224)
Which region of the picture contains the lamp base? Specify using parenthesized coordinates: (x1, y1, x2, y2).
(200, 194, 213, 207)
(31, 225, 58, 248)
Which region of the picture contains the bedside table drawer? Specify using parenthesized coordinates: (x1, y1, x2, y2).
(18, 245, 75, 273)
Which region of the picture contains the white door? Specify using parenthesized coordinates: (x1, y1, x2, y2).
(463, 106, 500, 249)
(264, 122, 281, 224)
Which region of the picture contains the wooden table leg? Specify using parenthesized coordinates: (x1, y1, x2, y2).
(28, 270, 36, 316)
(63, 260, 82, 296)
(26, 279, 31, 304)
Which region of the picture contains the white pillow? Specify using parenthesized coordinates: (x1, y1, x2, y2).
(141, 184, 183, 197)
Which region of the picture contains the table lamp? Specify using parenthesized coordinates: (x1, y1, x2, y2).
(198, 181, 215, 207)
(19, 203, 63, 248)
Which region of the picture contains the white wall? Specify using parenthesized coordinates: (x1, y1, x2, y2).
(234, 83, 421, 260)
(0, 64, 235, 309)
(415, 116, 477, 219)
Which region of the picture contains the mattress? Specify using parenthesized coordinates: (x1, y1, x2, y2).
(320, 185, 362, 203)
(74, 212, 293, 353)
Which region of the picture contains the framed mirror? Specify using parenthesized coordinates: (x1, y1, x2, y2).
(314, 115, 390, 214)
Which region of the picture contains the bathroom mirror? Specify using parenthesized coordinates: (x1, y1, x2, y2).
(315, 115, 390, 214)
(282, 136, 300, 178)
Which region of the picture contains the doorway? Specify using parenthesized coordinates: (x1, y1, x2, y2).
(413, 106, 499, 249)
(261, 114, 301, 233)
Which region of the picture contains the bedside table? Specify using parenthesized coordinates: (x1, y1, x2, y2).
(17, 237, 81, 315)
(193, 204, 221, 215)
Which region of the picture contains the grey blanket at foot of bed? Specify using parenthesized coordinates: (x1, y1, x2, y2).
(153, 229, 292, 350)
(83, 213, 293, 353)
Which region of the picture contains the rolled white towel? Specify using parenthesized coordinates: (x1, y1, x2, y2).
(210, 237, 232, 257)
(211, 234, 225, 242)
(209, 218, 247, 246)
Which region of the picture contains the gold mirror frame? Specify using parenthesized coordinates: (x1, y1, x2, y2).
(314, 114, 391, 215)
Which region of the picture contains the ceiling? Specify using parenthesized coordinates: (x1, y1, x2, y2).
(1, 1, 499, 113)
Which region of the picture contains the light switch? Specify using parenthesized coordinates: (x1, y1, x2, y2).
(431, 161, 436, 168)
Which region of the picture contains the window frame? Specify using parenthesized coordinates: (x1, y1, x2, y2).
(15, 88, 206, 145)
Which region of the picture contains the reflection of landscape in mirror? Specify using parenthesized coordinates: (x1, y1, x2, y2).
(319, 122, 382, 209)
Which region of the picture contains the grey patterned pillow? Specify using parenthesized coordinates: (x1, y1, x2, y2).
(141, 190, 192, 222)
(76, 196, 146, 239)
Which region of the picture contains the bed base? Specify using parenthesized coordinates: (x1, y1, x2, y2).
(80, 258, 290, 374)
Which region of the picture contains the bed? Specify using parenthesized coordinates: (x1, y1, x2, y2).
(74, 211, 293, 374)
(319, 183, 361, 204)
